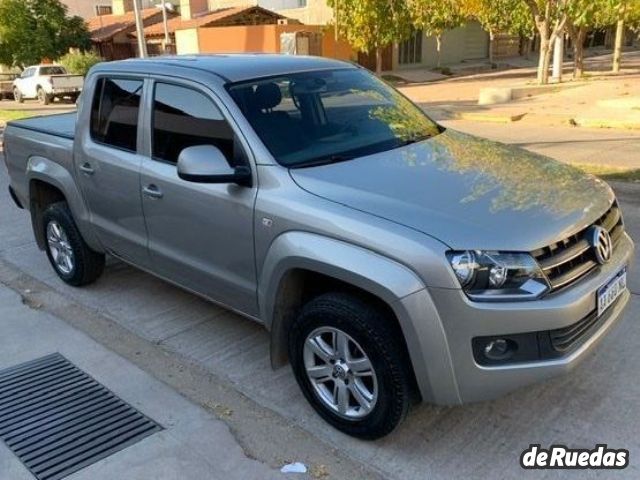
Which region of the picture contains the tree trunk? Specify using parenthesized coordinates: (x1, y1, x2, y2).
(613, 17, 625, 72)
(489, 30, 495, 65)
(535, 16, 550, 84)
(540, 38, 552, 84)
(567, 23, 587, 79)
(538, 36, 550, 84)
(375, 47, 383, 76)
(573, 28, 587, 79)
(436, 35, 442, 68)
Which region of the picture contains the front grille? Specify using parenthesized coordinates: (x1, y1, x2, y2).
(549, 309, 601, 352)
(531, 202, 624, 292)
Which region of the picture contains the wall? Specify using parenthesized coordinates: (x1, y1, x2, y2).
(176, 28, 201, 54)
(277, 0, 333, 25)
(192, 24, 352, 60)
(394, 21, 489, 70)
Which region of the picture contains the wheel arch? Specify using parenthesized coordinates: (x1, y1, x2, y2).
(260, 232, 427, 398)
(27, 157, 102, 252)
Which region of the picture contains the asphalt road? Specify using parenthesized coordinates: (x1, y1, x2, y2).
(0, 122, 638, 479)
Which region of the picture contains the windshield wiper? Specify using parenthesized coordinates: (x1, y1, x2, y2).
(292, 154, 355, 169)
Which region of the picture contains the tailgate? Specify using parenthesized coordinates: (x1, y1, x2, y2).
(51, 75, 84, 89)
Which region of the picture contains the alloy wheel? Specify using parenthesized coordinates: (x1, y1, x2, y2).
(303, 326, 378, 420)
(46, 220, 75, 275)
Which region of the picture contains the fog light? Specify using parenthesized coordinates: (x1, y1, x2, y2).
(484, 338, 515, 360)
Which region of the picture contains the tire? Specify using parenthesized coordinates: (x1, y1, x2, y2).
(37, 87, 51, 105)
(289, 292, 411, 440)
(14, 87, 23, 103)
(42, 202, 105, 286)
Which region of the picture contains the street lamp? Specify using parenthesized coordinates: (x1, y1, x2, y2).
(157, 2, 175, 53)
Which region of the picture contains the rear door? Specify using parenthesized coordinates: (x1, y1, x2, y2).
(140, 80, 258, 315)
(75, 75, 150, 266)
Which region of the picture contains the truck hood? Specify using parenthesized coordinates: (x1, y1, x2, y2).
(289, 129, 614, 251)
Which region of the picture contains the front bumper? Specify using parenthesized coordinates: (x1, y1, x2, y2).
(402, 232, 634, 405)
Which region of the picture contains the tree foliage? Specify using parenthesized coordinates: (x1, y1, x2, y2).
(328, 0, 411, 74)
(59, 51, 103, 76)
(461, 0, 534, 37)
(0, 0, 90, 69)
(408, 0, 466, 67)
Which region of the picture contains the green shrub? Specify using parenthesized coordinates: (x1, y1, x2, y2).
(58, 51, 103, 76)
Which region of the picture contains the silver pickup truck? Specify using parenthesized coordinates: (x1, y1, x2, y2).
(2, 55, 634, 439)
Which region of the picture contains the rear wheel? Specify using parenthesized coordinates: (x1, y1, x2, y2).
(289, 293, 411, 440)
(37, 87, 51, 105)
(13, 88, 23, 103)
(42, 202, 105, 286)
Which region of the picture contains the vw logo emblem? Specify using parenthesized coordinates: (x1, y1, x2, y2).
(590, 226, 612, 265)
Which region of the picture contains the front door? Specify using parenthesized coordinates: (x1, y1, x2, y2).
(76, 76, 149, 265)
(140, 81, 258, 315)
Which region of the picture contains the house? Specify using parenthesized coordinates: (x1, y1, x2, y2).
(61, 0, 156, 19)
(87, 0, 174, 59)
(167, 4, 351, 61)
(133, 5, 298, 55)
(208, 0, 495, 71)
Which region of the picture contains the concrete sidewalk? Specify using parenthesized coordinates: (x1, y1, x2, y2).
(0, 284, 283, 480)
(400, 50, 640, 131)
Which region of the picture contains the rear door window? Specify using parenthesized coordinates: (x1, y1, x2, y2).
(90, 77, 143, 152)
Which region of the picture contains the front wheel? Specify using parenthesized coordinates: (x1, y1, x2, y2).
(42, 202, 105, 286)
(289, 293, 412, 440)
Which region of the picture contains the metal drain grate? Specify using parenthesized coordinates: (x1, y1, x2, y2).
(0, 353, 162, 480)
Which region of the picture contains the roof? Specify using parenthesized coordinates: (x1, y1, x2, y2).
(135, 6, 291, 38)
(91, 54, 356, 83)
(87, 8, 165, 42)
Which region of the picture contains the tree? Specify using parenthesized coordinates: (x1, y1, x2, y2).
(523, 0, 573, 84)
(328, 0, 411, 75)
(0, 0, 90, 69)
(409, 0, 466, 68)
(460, 0, 534, 64)
(565, 0, 609, 78)
(608, 0, 640, 72)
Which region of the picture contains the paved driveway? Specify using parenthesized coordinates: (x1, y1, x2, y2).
(0, 137, 638, 479)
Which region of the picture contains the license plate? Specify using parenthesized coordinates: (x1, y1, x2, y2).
(597, 268, 627, 317)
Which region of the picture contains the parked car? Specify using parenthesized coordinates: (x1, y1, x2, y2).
(0, 73, 18, 100)
(12, 65, 83, 105)
(2, 56, 634, 439)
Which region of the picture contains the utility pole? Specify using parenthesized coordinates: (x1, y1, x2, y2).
(133, 0, 148, 58)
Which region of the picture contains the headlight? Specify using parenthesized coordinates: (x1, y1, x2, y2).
(447, 251, 549, 301)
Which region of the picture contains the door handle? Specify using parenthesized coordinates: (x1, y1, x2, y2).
(79, 163, 94, 175)
(142, 184, 163, 199)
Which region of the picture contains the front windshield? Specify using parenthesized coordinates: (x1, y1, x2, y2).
(227, 68, 441, 168)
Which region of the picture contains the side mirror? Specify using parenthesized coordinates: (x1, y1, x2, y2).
(177, 145, 251, 187)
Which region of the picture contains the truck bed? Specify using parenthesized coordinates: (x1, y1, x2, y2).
(8, 112, 76, 139)
(4, 112, 76, 210)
